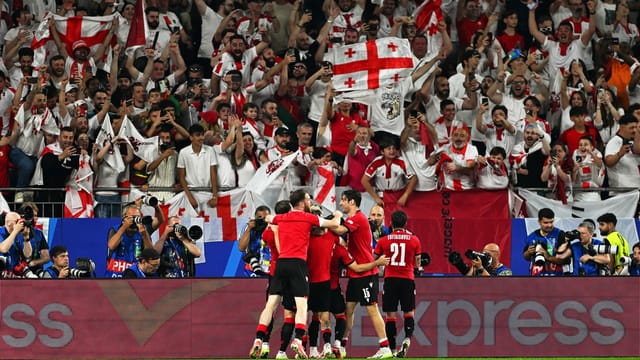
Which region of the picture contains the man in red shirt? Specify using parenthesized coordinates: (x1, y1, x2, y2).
(249, 190, 342, 359)
(374, 210, 422, 358)
(456, 0, 491, 49)
(333, 190, 393, 359)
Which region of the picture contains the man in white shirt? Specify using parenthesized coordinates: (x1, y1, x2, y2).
(603, 114, 640, 193)
(177, 124, 219, 210)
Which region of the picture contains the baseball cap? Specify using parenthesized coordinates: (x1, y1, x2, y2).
(72, 40, 89, 52)
(274, 127, 290, 137)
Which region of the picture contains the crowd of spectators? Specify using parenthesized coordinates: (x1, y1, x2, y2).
(0, 0, 638, 219)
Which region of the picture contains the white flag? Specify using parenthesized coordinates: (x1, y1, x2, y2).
(245, 151, 299, 195)
(118, 116, 159, 163)
(95, 114, 125, 173)
(518, 188, 640, 219)
(64, 153, 94, 218)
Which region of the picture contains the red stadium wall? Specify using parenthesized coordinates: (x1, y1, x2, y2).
(0, 278, 638, 359)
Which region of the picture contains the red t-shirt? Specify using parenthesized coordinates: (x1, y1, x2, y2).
(330, 112, 368, 156)
(496, 32, 525, 53)
(457, 14, 488, 49)
(308, 231, 337, 283)
(271, 211, 321, 260)
(344, 211, 377, 278)
(374, 228, 421, 280)
(330, 244, 354, 290)
(559, 126, 600, 156)
(262, 227, 278, 277)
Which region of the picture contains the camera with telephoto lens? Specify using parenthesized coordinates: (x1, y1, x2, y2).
(588, 244, 618, 256)
(532, 241, 546, 266)
(71, 257, 96, 278)
(142, 195, 158, 207)
(465, 249, 493, 269)
(562, 229, 580, 244)
(20, 206, 35, 228)
(172, 223, 203, 241)
(132, 216, 153, 225)
(242, 251, 266, 276)
(253, 217, 268, 233)
(448, 251, 471, 275)
(619, 256, 632, 266)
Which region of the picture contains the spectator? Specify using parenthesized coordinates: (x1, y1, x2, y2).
(514, 96, 551, 144)
(212, 33, 271, 96)
(571, 135, 604, 202)
(476, 104, 516, 156)
(433, 99, 465, 148)
(10, 86, 58, 204)
(476, 146, 509, 190)
(559, 106, 600, 156)
(7, 47, 37, 96)
(603, 114, 640, 193)
(597, 212, 631, 274)
(523, 208, 565, 276)
(362, 140, 417, 207)
(344, 125, 378, 191)
(213, 114, 241, 190)
(105, 204, 154, 278)
(510, 124, 551, 189)
(122, 248, 161, 278)
(237, 0, 279, 47)
(177, 124, 219, 210)
(456, 0, 492, 49)
(496, 9, 525, 53)
(400, 111, 438, 192)
(36, 126, 80, 217)
(145, 126, 178, 203)
(594, 87, 624, 146)
(436, 124, 478, 191)
(624, 243, 640, 276)
(466, 242, 512, 276)
(610, 2, 638, 49)
(3, 8, 36, 64)
(234, 132, 261, 188)
(154, 216, 202, 278)
(541, 141, 573, 203)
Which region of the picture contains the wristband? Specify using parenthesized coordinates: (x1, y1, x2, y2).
(327, 19, 333, 23)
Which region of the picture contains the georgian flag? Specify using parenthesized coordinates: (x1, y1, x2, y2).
(332, 37, 417, 92)
(412, 0, 443, 55)
(125, 0, 149, 56)
(313, 164, 337, 212)
(160, 188, 254, 242)
(117, 116, 159, 163)
(64, 152, 94, 218)
(245, 151, 299, 195)
(31, 14, 117, 70)
(95, 114, 125, 173)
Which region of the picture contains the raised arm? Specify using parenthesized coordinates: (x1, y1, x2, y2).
(528, 2, 547, 45)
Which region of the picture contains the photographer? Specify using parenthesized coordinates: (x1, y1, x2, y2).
(523, 208, 565, 276)
(123, 248, 161, 278)
(0, 212, 32, 278)
(368, 205, 389, 249)
(105, 205, 153, 278)
(153, 216, 202, 278)
(41, 245, 94, 278)
(17, 203, 50, 274)
(36, 126, 80, 217)
(238, 205, 272, 277)
(466, 243, 512, 277)
(623, 243, 640, 276)
(547, 221, 611, 276)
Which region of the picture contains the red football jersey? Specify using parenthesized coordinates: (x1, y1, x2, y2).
(374, 228, 421, 280)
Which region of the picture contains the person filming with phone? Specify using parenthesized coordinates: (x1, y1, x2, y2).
(603, 114, 640, 194)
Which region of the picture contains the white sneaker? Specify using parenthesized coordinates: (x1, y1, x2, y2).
(250, 338, 263, 359)
(322, 343, 334, 358)
(261, 342, 270, 358)
(275, 350, 289, 359)
(309, 346, 320, 358)
(366, 347, 393, 359)
(290, 338, 308, 359)
(395, 338, 411, 358)
(14, 192, 23, 204)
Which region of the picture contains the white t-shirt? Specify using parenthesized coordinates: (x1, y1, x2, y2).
(402, 137, 436, 191)
(604, 135, 640, 189)
(177, 144, 218, 188)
